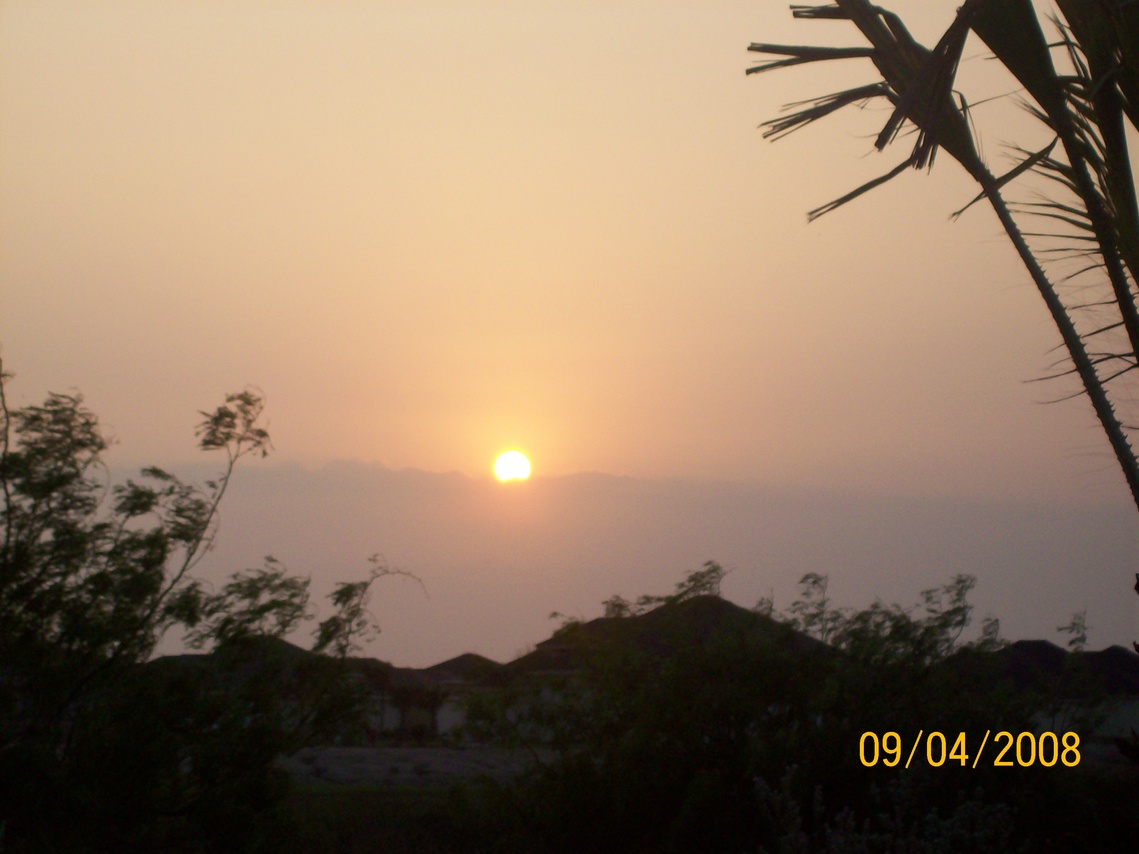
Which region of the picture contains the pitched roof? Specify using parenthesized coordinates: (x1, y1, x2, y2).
(418, 653, 503, 686)
(503, 595, 831, 679)
(944, 639, 1139, 699)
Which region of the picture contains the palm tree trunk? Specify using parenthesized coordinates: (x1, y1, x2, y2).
(979, 174, 1139, 512)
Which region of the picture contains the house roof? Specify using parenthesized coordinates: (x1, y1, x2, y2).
(943, 639, 1139, 699)
(501, 595, 832, 680)
(147, 601, 1139, 703)
(418, 652, 503, 686)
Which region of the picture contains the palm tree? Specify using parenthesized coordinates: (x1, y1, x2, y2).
(748, 0, 1139, 512)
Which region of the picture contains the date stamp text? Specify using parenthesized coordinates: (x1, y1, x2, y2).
(859, 730, 1081, 768)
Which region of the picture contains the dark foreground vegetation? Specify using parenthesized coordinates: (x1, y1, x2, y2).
(3, 369, 1138, 852)
(0, 367, 395, 852)
(448, 570, 1139, 854)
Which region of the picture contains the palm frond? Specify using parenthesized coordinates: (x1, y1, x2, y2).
(1059, 262, 1110, 283)
(1053, 3, 1139, 293)
(746, 44, 874, 76)
(791, 5, 848, 20)
(951, 139, 1057, 219)
(875, 6, 973, 169)
(761, 82, 891, 139)
(750, 0, 1139, 510)
(1081, 320, 1126, 340)
(1034, 354, 1136, 385)
(807, 159, 912, 221)
(1012, 207, 1094, 234)
(969, 0, 1068, 117)
(1057, 0, 1139, 132)
(819, 0, 984, 173)
(1098, 364, 1137, 386)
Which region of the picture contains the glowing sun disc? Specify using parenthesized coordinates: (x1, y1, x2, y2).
(494, 450, 531, 482)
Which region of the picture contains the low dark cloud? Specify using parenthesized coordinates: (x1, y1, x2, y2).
(154, 460, 1137, 667)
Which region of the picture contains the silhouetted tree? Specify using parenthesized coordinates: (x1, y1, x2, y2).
(748, 0, 1139, 755)
(464, 569, 1109, 852)
(1058, 609, 1091, 651)
(748, 0, 1139, 510)
(0, 362, 401, 850)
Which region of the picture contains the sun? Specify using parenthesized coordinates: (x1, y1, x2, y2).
(494, 450, 531, 482)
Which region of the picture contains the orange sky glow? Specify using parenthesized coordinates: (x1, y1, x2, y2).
(2, 1, 1136, 663)
(3, 0, 1115, 497)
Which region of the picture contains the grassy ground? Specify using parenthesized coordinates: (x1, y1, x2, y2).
(262, 777, 542, 854)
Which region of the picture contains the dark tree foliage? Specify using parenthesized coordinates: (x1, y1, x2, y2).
(749, 0, 1139, 770)
(597, 561, 727, 620)
(464, 567, 1135, 853)
(0, 364, 395, 851)
(313, 555, 424, 659)
(749, 0, 1139, 513)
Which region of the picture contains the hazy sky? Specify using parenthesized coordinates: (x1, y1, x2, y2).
(195, 462, 1136, 667)
(3, 1, 1136, 663)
